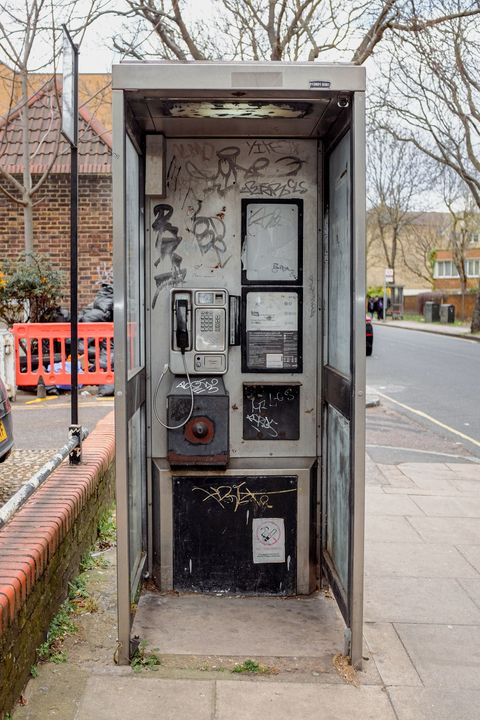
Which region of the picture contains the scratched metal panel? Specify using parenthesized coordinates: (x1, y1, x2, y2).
(325, 405, 350, 595)
(173, 474, 297, 594)
(148, 138, 318, 459)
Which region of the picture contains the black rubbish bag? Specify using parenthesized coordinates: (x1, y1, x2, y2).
(98, 384, 114, 397)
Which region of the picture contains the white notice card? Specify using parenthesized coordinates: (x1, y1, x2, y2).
(252, 518, 285, 564)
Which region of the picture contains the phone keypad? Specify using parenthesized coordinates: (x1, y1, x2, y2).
(200, 311, 214, 333)
(195, 308, 225, 352)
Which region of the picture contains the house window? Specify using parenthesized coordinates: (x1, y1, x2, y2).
(466, 259, 480, 277)
(434, 260, 460, 278)
(435, 259, 480, 278)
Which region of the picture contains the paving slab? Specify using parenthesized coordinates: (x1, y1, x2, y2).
(376, 464, 415, 489)
(365, 515, 423, 543)
(364, 577, 480, 624)
(451, 478, 480, 496)
(412, 495, 480, 518)
(381, 485, 461, 497)
(365, 492, 424, 516)
(407, 516, 480, 544)
(365, 454, 388, 487)
(458, 578, 480, 609)
(215, 681, 397, 720)
(446, 463, 480, 480)
(457, 544, 480, 574)
(394, 623, 480, 689)
(363, 622, 421, 687)
(396, 464, 459, 493)
(364, 542, 479, 579)
(388, 687, 480, 720)
(399, 462, 456, 477)
(76, 677, 214, 720)
(132, 592, 344, 658)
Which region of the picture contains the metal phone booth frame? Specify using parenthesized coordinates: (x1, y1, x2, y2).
(113, 62, 366, 668)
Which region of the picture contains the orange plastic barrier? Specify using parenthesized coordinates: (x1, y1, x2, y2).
(12, 323, 114, 387)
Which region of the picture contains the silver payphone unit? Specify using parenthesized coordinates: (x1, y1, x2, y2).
(170, 288, 230, 374)
(151, 152, 315, 593)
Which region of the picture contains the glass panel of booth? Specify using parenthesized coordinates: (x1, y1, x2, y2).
(327, 132, 351, 379)
(128, 406, 146, 590)
(125, 135, 144, 374)
(326, 404, 351, 595)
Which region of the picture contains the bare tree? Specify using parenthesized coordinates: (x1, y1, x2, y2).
(372, 5, 480, 206)
(367, 127, 432, 283)
(399, 222, 441, 288)
(113, 0, 480, 65)
(0, 0, 113, 257)
(371, 3, 480, 329)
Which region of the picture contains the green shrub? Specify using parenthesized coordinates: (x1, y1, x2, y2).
(0, 252, 65, 326)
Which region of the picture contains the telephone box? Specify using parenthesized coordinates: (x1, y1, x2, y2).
(113, 62, 366, 667)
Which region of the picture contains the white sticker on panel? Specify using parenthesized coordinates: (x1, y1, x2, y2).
(252, 518, 285, 564)
(246, 292, 298, 332)
(266, 353, 284, 368)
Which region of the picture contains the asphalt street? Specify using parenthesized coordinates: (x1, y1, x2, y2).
(9, 391, 114, 450)
(367, 324, 480, 460)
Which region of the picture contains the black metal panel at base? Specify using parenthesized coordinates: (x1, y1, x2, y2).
(173, 475, 297, 595)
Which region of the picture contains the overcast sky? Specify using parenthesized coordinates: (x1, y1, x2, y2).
(71, 1, 212, 74)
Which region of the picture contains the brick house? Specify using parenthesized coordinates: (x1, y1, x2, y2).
(367, 210, 480, 318)
(433, 248, 480, 291)
(0, 80, 112, 307)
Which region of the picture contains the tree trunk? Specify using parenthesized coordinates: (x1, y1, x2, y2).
(471, 292, 480, 333)
(461, 279, 466, 322)
(20, 70, 33, 260)
(23, 197, 34, 257)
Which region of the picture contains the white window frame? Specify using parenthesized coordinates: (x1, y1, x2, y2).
(465, 259, 480, 278)
(434, 260, 460, 279)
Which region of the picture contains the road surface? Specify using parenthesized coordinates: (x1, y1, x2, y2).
(367, 324, 480, 460)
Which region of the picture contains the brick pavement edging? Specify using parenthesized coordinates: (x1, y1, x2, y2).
(0, 411, 115, 719)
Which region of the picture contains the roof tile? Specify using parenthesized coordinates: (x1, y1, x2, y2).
(0, 81, 111, 174)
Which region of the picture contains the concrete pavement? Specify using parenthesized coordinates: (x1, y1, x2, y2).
(373, 318, 480, 341)
(9, 447, 480, 720)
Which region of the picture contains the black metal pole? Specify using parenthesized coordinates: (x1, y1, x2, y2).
(70, 141, 78, 428)
(69, 38, 80, 464)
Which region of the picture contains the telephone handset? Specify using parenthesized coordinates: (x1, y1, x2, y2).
(170, 288, 232, 375)
(175, 298, 190, 351)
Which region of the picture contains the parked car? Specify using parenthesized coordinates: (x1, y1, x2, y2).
(366, 315, 373, 356)
(0, 376, 14, 462)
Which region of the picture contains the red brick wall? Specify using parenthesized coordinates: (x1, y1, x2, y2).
(404, 292, 476, 319)
(0, 173, 112, 307)
(435, 278, 479, 291)
(0, 412, 115, 718)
